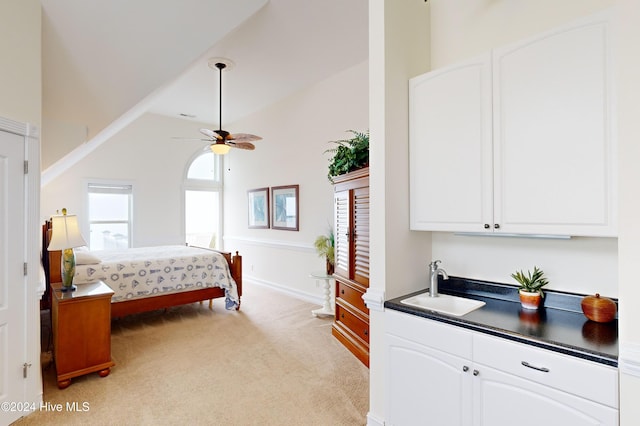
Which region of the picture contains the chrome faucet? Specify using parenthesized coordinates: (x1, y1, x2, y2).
(429, 260, 449, 297)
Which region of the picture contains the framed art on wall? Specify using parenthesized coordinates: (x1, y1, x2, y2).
(247, 187, 270, 229)
(271, 185, 299, 231)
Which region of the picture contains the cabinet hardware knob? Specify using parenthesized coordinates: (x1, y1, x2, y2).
(521, 361, 550, 373)
(494, 223, 500, 229)
(473, 370, 479, 376)
(364, 330, 368, 336)
(463, 366, 469, 372)
(484, 224, 490, 229)
(341, 289, 345, 294)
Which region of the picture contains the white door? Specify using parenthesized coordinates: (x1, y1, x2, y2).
(492, 11, 615, 236)
(386, 334, 473, 426)
(0, 130, 26, 426)
(409, 53, 493, 232)
(474, 364, 618, 426)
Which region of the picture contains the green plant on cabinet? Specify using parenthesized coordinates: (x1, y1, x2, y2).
(325, 130, 369, 182)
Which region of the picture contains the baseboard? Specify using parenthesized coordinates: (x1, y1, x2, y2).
(366, 412, 384, 426)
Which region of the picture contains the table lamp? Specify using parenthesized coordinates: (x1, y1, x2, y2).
(47, 209, 88, 292)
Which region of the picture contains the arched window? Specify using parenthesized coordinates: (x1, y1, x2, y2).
(183, 150, 223, 249)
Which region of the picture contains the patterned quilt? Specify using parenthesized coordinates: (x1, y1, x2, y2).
(74, 245, 239, 309)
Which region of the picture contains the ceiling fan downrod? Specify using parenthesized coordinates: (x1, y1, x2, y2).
(215, 62, 226, 136)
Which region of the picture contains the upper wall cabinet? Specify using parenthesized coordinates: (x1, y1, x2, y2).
(410, 11, 616, 237)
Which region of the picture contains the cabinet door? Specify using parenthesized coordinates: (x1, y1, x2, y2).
(334, 189, 350, 279)
(353, 186, 369, 286)
(334, 185, 369, 286)
(386, 334, 473, 426)
(492, 12, 616, 236)
(474, 364, 618, 426)
(409, 53, 493, 232)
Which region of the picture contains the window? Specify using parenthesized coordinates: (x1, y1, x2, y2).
(87, 183, 132, 250)
(184, 151, 222, 249)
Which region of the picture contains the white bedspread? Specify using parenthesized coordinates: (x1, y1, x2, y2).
(74, 245, 239, 309)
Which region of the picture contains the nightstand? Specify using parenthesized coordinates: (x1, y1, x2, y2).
(51, 280, 115, 389)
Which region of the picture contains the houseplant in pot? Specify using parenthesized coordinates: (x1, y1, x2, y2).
(511, 266, 549, 310)
(314, 230, 335, 275)
(325, 130, 369, 182)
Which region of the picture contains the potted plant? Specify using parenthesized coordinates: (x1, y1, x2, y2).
(511, 266, 549, 310)
(325, 130, 369, 182)
(314, 230, 335, 275)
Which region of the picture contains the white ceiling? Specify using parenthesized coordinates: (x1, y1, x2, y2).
(41, 0, 369, 146)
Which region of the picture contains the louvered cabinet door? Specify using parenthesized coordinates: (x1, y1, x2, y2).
(353, 186, 369, 286)
(334, 190, 350, 280)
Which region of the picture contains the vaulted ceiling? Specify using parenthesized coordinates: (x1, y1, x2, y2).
(40, 0, 368, 170)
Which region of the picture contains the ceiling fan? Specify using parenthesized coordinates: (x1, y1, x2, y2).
(184, 58, 262, 155)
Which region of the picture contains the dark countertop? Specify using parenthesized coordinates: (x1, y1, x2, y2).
(384, 277, 618, 367)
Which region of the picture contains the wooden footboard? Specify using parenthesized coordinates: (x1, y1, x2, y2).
(42, 221, 242, 317)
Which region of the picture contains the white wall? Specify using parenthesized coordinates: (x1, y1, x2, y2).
(41, 113, 217, 246)
(0, 0, 41, 127)
(615, 0, 640, 423)
(367, 1, 431, 424)
(430, 0, 614, 69)
(223, 60, 369, 303)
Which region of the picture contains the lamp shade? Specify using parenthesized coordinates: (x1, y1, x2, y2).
(47, 214, 87, 250)
(210, 143, 231, 155)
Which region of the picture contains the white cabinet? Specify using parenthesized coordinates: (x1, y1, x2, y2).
(473, 333, 618, 426)
(475, 365, 617, 426)
(385, 310, 619, 426)
(409, 54, 493, 233)
(386, 312, 473, 425)
(409, 11, 616, 237)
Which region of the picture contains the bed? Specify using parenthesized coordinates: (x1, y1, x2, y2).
(42, 221, 242, 317)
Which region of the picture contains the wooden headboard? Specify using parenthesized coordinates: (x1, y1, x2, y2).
(41, 220, 61, 309)
(42, 220, 61, 284)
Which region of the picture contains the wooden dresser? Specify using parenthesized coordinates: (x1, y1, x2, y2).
(52, 281, 115, 389)
(332, 167, 370, 367)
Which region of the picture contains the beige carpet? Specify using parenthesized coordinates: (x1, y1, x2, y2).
(16, 283, 369, 425)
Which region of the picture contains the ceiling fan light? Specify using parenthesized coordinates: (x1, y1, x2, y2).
(210, 143, 231, 155)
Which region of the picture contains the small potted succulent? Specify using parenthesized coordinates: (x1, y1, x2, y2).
(511, 266, 549, 310)
(314, 230, 335, 275)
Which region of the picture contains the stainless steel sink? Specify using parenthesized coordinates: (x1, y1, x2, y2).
(400, 292, 486, 316)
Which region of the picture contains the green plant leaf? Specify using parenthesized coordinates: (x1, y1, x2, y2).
(326, 130, 369, 181)
(511, 266, 548, 296)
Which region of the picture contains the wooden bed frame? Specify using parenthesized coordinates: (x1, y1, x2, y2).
(42, 221, 242, 317)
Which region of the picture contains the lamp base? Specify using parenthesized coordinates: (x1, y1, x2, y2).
(60, 248, 77, 293)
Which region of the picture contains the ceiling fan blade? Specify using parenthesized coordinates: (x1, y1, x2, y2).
(200, 128, 222, 139)
(227, 133, 262, 143)
(227, 141, 256, 150)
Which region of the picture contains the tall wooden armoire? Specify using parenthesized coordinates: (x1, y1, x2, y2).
(332, 167, 370, 367)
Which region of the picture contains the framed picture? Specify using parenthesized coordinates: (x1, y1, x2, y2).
(271, 185, 299, 231)
(247, 187, 270, 229)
